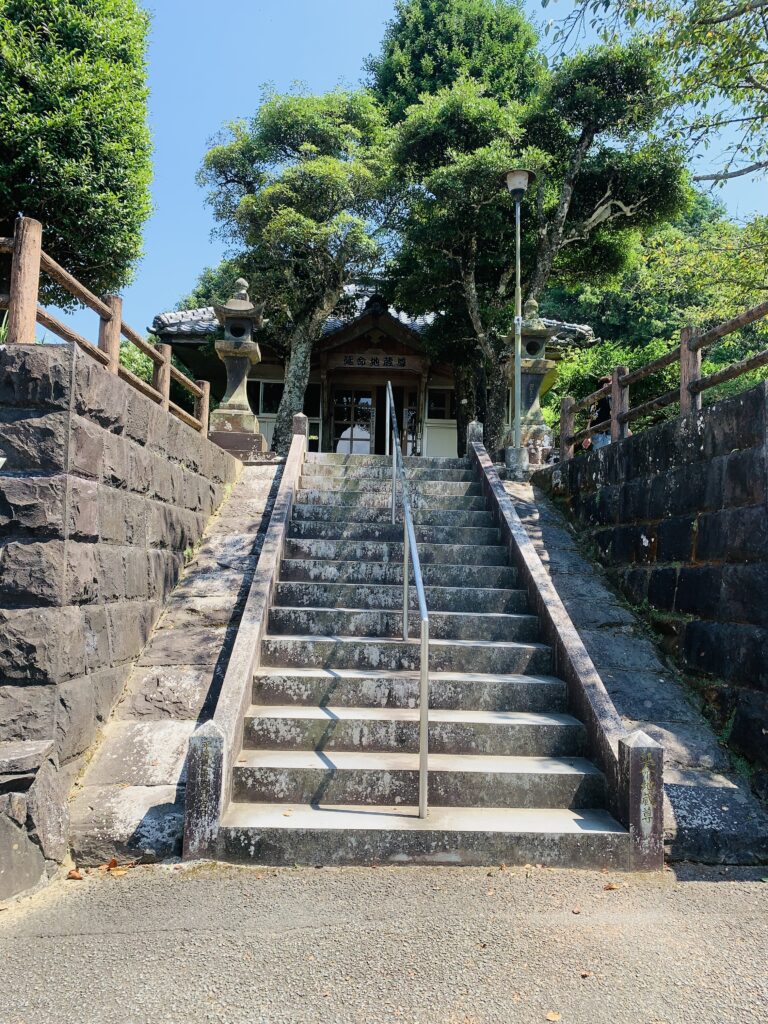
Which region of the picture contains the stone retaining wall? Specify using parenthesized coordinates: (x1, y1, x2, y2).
(535, 382, 768, 795)
(0, 344, 239, 895)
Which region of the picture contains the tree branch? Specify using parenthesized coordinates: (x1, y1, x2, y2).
(696, 0, 768, 26)
(694, 159, 768, 181)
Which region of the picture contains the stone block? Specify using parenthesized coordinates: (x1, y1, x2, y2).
(0, 683, 56, 741)
(27, 756, 68, 862)
(0, 813, 45, 901)
(0, 409, 68, 472)
(0, 344, 72, 411)
(72, 354, 128, 434)
(722, 564, 768, 628)
(124, 493, 148, 546)
(146, 400, 169, 454)
(125, 440, 152, 496)
(647, 567, 678, 612)
(124, 547, 149, 600)
(83, 720, 195, 787)
(657, 515, 694, 563)
(65, 542, 100, 604)
(618, 477, 650, 521)
(724, 448, 766, 508)
(696, 506, 768, 563)
(101, 431, 128, 489)
(107, 601, 158, 665)
(149, 451, 173, 503)
(125, 388, 151, 446)
(82, 605, 112, 672)
(682, 620, 768, 689)
(0, 540, 64, 606)
(730, 691, 768, 769)
(701, 383, 766, 460)
(0, 474, 66, 539)
(69, 783, 184, 865)
(98, 486, 127, 545)
(90, 664, 132, 723)
(95, 545, 126, 602)
(675, 566, 721, 617)
(67, 476, 99, 541)
(56, 676, 97, 763)
(68, 415, 104, 479)
(619, 566, 650, 605)
(147, 548, 184, 600)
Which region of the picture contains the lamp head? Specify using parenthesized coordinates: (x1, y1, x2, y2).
(503, 168, 536, 202)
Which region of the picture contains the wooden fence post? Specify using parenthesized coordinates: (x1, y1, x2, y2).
(560, 396, 575, 463)
(153, 343, 172, 410)
(195, 380, 210, 434)
(679, 325, 701, 416)
(98, 294, 122, 373)
(611, 365, 629, 442)
(7, 217, 42, 345)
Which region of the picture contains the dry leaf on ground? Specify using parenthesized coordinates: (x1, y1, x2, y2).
(66, 869, 83, 881)
(546, 1013, 562, 1022)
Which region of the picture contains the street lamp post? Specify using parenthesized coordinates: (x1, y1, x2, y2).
(503, 168, 535, 476)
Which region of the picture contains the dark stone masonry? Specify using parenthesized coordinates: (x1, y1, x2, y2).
(535, 382, 768, 798)
(0, 344, 239, 897)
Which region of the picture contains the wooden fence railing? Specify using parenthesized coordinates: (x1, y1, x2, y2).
(560, 299, 768, 462)
(0, 218, 210, 433)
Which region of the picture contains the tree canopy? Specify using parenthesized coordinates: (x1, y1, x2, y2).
(546, 0, 768, 184)
(199, 89, 392, 453)
(368, 0, 544, 120)
(0, 0, 152, 301)
(384, 3, 689, 451)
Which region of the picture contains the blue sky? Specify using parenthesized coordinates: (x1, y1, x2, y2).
(63, 0, 764, 340)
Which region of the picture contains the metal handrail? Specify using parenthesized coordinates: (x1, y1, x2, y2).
(385, 381, 430, 819)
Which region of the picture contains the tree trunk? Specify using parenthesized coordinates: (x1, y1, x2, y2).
(485, 369, 511, 457)
(474, 362, 488, 432)
(453, 360, 476, 457)
(271, 329, 313, 455)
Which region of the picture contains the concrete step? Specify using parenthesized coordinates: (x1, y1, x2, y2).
(284, 539, 509, 566)
(287, 521, 501, 545)
(231, 750, 606, 807)
(298, 477, 482, 496)
(301, 465, 477, 482)
(219, 803, 629, 868)
(259, 635, 552, 675)
(267, 607, 540, 643)
(291, 504, 497, 527)
(243, 706, 586, 757)
(296, 490, 488, 510)
(279, 559, 518, 588)
(305, 454, 470, 470)
(273, 582, 528, 614)
(252, 668, 567, 713)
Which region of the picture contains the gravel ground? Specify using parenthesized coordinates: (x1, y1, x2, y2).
(1, 862, 766, 1024)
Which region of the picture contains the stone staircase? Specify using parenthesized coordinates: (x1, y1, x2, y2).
(219, 452, 629, 867)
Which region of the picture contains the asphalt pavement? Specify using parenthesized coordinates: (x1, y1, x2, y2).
(1, 861, 765, 1024)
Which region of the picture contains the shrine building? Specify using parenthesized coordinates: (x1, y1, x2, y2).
(150, 287, 590, 458)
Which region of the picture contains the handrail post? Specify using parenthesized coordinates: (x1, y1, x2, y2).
(611, 366, 629, 442)
(403, 517, 410, 641)
(419, 617, 429, 819)
(7, 217, 42, 345)
(153, 342, 172, 411)
(560, 396, 575, 462)
(98, 294, 122, 373)
(385, 384, 391, 457)
(679, 325, 701, 417)
(195, 379, 211, 434)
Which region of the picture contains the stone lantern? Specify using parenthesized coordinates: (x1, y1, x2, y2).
(517, 298, 557, 466)
(208, 279, 267, 459)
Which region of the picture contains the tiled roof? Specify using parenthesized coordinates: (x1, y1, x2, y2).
(149, 285, 434, 339)
(149, 285, 592, 344)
